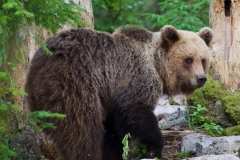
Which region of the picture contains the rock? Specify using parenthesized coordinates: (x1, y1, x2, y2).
(154, 105, 188, 130)
(181, 133, 212, 154)
(196, 136, 240, 157)
(212, 100, 232, 128)
(156, 94, 187, 106)
(9, 126, 43, 160)
(9, 126, 59, 160)
(182, 133, 240, 157)
(156, 94, 170, 106)
(172, 94, 187, 105)
(142, 154, 240, 160)
(182, 154, 240, 160)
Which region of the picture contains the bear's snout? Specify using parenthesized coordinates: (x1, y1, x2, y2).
(197, 75, 207, 86)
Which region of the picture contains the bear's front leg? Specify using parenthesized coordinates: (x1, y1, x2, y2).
(105, 100, 164, 159)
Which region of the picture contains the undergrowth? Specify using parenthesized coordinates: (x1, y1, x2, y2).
(188, 75, 240, 135)
(0, 0, 87, 159)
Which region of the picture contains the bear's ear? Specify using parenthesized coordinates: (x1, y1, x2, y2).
(198, 27, 214, 47)
(160, 25, 180, 51)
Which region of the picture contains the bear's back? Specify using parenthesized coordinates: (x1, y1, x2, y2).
(26, 27, 157, 113)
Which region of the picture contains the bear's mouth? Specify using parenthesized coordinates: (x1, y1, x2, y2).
(180, 83, 202, 96)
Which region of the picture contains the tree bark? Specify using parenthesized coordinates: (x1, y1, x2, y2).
(78, 0, 94, 27)
(12, 26, 52, 113)
(210, 0, 240, 92)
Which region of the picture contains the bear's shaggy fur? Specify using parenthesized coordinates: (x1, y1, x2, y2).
(25, 25, 213, 160)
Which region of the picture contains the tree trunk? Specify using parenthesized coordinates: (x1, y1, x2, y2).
(210, 0, 240, 92)
(78, 0, 94, 26)
(12, 26, 52, 113)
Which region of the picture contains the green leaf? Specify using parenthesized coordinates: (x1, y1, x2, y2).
(2, 2, 18, 9)
(0, 72, 8, 80)
(14, 10, 34, 18)
(0, 103, 8, 111)
(122, 133, 131, 160)
(9, 88, 27, 96)
(9, 104, 20, 111)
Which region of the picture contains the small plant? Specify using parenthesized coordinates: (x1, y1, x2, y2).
(187, 104, 223, 135)
(122, 133, 131, 160)
(122, 133, 160, 160)
(132, 141, 148, 159)
(168, 150, 192, 159)
(187, 104, 207, 127)
(201, 122, 224, 134)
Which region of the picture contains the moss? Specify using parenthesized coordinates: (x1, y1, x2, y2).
(188, 76, 230, 107)
(223, 92, 240, 125)
(222, 125, 240, 136)
(169, 98, 176, 105)
(187, 76, 234, 127)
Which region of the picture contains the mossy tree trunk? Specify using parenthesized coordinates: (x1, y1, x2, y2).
(210, 0, 240, 92)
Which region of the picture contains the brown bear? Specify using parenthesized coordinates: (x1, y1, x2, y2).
(25, 25, 213, 160)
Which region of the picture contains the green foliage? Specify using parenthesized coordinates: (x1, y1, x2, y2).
(175, 150, 192, 159)
(188, 75, 240, 128)
(144, 0, 209, 31)
(0, 140, 17, 160)
(167, 150, 192, 159)
(187, 104, 223, 135)
(132, 141, 148, 159)
(0, 0, 85, 159)
(122, 133, 131, 160)
(92, 0, 146, 32)
(188, 104, 207, 127)
(0, 0, 88, 69)
(93, 1, 209, 32)
(122, 133, 161, 159)
(188, 76, 230, 108)
(222, 125, 240, 136)
(0, 71, 65, 159)
(201, 122, 224, 134)
(22, 111, 66, 132)
(0, 0, 87, 39)
(223, 92, 240, 125)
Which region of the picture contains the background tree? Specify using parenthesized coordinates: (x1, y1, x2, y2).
(93, 0, 209, 32)
(210, 0, 240, 92)
(0, 0, 219, 159)
(144, 0, 209, 31)
(92, 0, 147, 32)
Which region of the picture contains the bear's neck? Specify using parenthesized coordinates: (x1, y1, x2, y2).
(151, 33, 175, 96)
(153, 51, 173, 96)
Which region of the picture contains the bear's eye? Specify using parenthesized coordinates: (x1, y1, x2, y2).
(185, 58, 193, 64)
(202, 59, 206, 64)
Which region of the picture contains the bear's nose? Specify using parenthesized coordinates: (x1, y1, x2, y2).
(197, 75, 207, 86)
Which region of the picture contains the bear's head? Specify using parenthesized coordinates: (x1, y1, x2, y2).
(159, 25, 213, 96)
